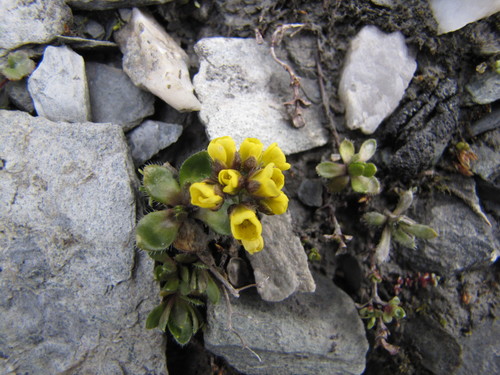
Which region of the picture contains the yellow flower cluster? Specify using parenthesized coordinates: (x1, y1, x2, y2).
(189, 136, 290, 254)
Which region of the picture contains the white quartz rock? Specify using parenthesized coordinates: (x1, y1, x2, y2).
(429, 0, 500, 35)
(28, 46, 91, 123)
(339, 25, 416, 135)
(114, 8, 201, 112)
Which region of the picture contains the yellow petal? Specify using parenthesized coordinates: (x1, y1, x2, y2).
(189, 182, 223, 209)
(248, 163, 283, 198)
(218, 169, 242, 194)
(242, 236, 264, 254)
(207, 136, 236, 168)
(261, 192, 289, 215)
(261, 143, 290, 171)
(239, 138, 263, 163)
(230, 205, 262, 241)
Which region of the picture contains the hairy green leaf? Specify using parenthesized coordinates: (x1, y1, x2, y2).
(179, 151, 212, 187)
(316, 162, 346, 178)
(142, 165, 181, 205)
(136, 210, 179, 251)
(145, 303, 165, 329)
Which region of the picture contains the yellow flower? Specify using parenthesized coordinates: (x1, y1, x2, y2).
(207, 136, 236, 168)
(230, 205, 262, 242)
(239, 138, 263, 163)
(260, 192, 289, 215)
(189, 182, 223, 209)
(261, 143, 290, 171)
(218, 169, 242, 194)
(248, 163, 284, 198)
(242, 236, 264, 254)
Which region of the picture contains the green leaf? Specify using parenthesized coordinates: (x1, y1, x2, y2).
(367, 317, 376, 329)
(196, 269, 208, 294)
(136, 210, 180, 251)
(392, 227, 416, 249)
(393, 188, 414, 216)
(362, 163, 377, 178)
(2, 51, 35, 80)
(389, 296, 401, 306)
(339, 139, 355, 164)
(394, 307, 406, 320)
(382, 312, 393, 324)
(206, 273, 221, 304)
(195, 201, 231, 235)
(148, 251, 174, 264)
(145, 303, 165, 329)
(362, 212, 387, 227)
(374, 226, 392, 264)
(351, 176, 380, 194)
(187, 304, 200, 335)
(158, 298, 174, 332)
(174, 253, 199, 264)
(316, 162, 346, 178)
(168, 300, 193, 345)
(327, 175, 350, 193)
(357, 139, 377, 162)
(402, 223, 438, 239)
(347, 162, 365, 177)
(180, 295, 205, 307)
(179, 151, 212, 187)
(161, 275, 180, 293)
(359, 307, 374, 319)
(142, 165, 181, 205)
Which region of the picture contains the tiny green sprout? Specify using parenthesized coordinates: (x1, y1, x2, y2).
(495, 60, 500, 74)
(307, 247, 321, 262)
(362, 188, 438, 264)
(316, 139, 381, 194)
(1, 51, 36, 81)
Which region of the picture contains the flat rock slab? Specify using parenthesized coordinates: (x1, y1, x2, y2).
(0, 110, 167, 375)
(0, 0, 71, 56)
(205, 272, 368, 375)
(339, 25, 416, 134)
(86, 61, 155, 130)
(193, 37, 329, 155)
(67, 0, 174, 10)
(28, 45, 91, 123)
(249, 212, 316, 302)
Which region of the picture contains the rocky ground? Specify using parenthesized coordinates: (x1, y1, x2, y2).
(1, 1, 499, 375)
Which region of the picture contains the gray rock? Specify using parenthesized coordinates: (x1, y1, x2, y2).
(471, 129, 500, 183)
(0, 110, 167, 375)
(457, 318, 500, 375)
(84, 19, 106, 39)
(298, 179, 323, 207)
(390, 79, 459, 180)
(115, 8, 201, 112)
(404, 317, 461, 375)
(338, 25, 417, 134)
(466, 71, 500, 105)
(28, 46, 91, 122)
(126, 120, 183, 165)
(193, 37, 329, 155)
(86, 61, 155, 130)
(249, 212, 316, 302)
(205, 272, 368, 375)
(399, 193, 498, 276)
(6, 79, 35, 113)
(0, 0, 72, 56)
(67, 0, 174, 10)
(470, 107, 500, 136)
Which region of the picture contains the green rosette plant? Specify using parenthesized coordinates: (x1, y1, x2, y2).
(316, 139, 381, 194)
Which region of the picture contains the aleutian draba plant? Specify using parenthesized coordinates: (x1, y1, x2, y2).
(135, 136, 290, 344)
(316, 139, 381, 194)
(362, 188, 438, 264)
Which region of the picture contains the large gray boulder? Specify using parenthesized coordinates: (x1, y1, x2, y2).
(193, 37, 329, 155)
(205, 272, 368, 375)
(0, 0, 72, 57)
(0, 110, 167, 375)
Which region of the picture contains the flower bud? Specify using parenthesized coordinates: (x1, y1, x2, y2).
(259, 192, 289, 215)
(218, 169, 243, 194)
(239, 138, 263, 164)
(207, 136, 236, 168)
(189, 182, 223, 209)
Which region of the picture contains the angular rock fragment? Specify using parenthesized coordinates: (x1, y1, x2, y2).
(0, 0, 72, 56)
(205, 273, 368, 375)
(126, 120, 183, 165)
(466, 71, 500, 105)
(338, 25, 416, 134)
(193, 37, 329, 155)
(86, 61, 155, 130)
(0, 110, 167, 375)
(114, 8, 201, 112)
(28, 45, 91, 122)
(429, 0, 500, 35)
(248, 212, 316, 302)
(6, 79, 35, 113)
